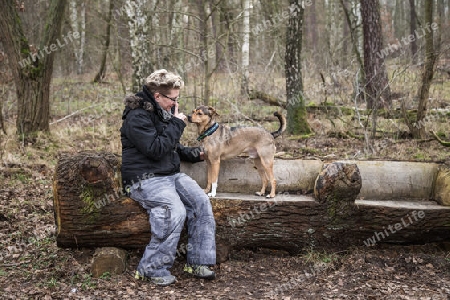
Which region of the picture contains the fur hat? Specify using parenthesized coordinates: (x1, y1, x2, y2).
(144, 69, 184, 91)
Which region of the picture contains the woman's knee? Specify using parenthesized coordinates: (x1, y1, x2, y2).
(170, 205, 187, 228)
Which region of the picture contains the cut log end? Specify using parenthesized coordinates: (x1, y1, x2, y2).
(314, 162, 362, 220)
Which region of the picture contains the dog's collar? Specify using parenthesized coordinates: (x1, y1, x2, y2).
(197, 123, 219, 141)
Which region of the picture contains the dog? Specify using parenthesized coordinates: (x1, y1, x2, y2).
(188, 105, 286, 198)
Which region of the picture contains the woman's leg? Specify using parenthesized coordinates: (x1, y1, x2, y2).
(175, 173, 216, 266)
(130, 175, 187, 278)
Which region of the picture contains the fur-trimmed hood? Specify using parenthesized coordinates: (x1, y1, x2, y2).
(122, 85, 172, 122)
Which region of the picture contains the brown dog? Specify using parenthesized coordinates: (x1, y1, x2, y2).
(188, 105, 286, 198)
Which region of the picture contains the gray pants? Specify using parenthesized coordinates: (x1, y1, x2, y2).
(130, 173, 216, 277)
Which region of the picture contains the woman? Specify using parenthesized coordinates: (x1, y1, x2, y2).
(120, 69, 216, 286)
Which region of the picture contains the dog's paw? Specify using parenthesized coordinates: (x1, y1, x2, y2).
(207, 192, 216, 198)
(255, 192, 265, 197)
(266, 194, 275, 198)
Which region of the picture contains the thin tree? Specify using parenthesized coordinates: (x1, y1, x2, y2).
(125, 0, 154, 92)
(360, 0, 391, 109)
(93, 0, 114, 83)
(411, 0, 438, 139)
(241, 0, 250, 95)
(70, 0, 86, 75)
(339, 0, 364, 96)
(0, 0, 68, 141)
(196, 0, 211, 104)
(408, 0, 418, 64)
(285, 1, 311, 135)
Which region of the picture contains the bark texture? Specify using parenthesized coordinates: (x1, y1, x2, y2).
(93, 0, 113, 83)
(361, 0, 391, 109)
(125, 0, 153, 92)
(53, 151, 150, 248)
(285, 1, 310, 135)
(412, 1, 437, 139)
(0, 0, 67, 139)
(314, 162, 362, 222)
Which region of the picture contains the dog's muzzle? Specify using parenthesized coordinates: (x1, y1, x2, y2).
(187, 115, 192, 123)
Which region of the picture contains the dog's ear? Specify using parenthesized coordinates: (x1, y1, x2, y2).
(207, 106, 219, 117)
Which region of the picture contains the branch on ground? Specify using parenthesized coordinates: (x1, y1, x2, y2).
(431, 131, 450, 147)
(249, 90, 286, 108)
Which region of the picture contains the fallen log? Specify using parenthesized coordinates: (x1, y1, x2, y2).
(53, 151, 150, 248)
(53, 152, 450, 254)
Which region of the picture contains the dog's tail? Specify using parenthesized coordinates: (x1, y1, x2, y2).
(271, 112, 287, 138)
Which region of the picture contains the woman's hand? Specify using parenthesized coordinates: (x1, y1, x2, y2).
(173, 102, 187, 122)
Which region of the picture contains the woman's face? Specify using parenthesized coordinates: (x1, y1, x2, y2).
(154, 89, 180, 111)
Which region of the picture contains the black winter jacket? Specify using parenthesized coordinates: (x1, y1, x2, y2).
(120, 86, 202, 188)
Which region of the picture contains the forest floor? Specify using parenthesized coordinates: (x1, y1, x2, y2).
(1, 79, 450, 299)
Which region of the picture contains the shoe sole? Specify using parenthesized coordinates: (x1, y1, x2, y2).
(184, 271, 216, 280)
(135, 271, 176, 286)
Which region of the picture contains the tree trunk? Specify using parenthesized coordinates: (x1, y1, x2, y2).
(213, 2, 226, 72)
(285, 1, 311, 135)
(241, 0, 250, 95)
(125, 0, 154, 92)
(309, 0, 318, 52)
(53, 152, 450, 253)
(196, 0, 211, 104)
(339, 0, 364, 97)
(0, 0, 68, 141)
(412, 1, 437, 139)
(93, 0, 113, 83)
(360, 0, 391, 109)
(408, 0, 418, 64)
(341, 0, 350, 67)
(70, 0, 86, 75)
(0, 90, 6, 135)
(224, 6, 236, 72)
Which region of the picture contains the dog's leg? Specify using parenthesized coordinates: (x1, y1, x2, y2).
(260, 157, 276, 198)
(253, 158, 268, 197)
(207, 160, 220, 197)
(204, 161, 213, 194)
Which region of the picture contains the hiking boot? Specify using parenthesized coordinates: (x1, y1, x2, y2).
(134, 271, 176, 286)
(183, 264, 216, 280)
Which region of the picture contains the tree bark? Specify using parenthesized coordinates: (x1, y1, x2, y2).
(360, 0, 391, 109)
(241, 0, 250, 95)
(93, 0, 113, 83)
(125, 0, 154, 92)
(212, 2, 226, 72)
(70, 0, 86, 75)
(196, 0, 211, 104)
(412, 1, 437, 139)
(314, 162, 362, 223)
(285, 1, 311, 135)
(53, 151, 146, 248)
(408, 0, 418, 64)
(0, 0, 68, 141)
(339, 0, 364, 97)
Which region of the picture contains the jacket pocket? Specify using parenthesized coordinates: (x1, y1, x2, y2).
(150, 205, 171, 240)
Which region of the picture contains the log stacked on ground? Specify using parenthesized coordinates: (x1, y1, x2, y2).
(53, 152, 450, 253)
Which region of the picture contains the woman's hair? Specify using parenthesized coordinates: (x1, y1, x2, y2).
(144, 69, 184, 94)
